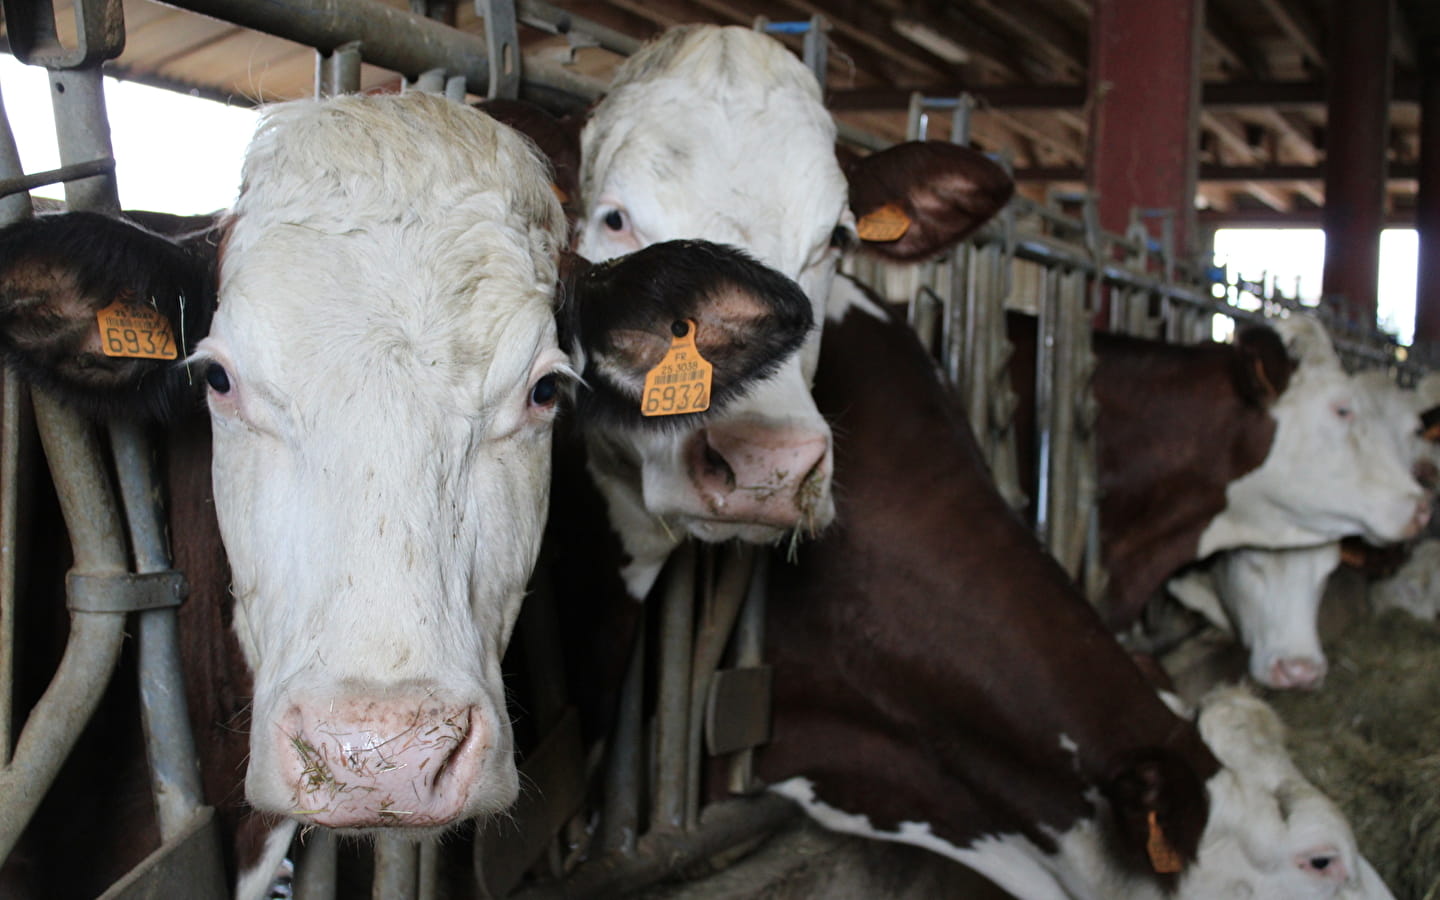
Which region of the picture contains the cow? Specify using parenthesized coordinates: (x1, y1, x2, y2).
(558, 24, 1014, 602)
(1008, 311, 1430, 631)
(0, 92, 816, 897)
(752, 280, 1394, 899)
(1164, 367, 1440, 690)
(505, 24, 1392, 899)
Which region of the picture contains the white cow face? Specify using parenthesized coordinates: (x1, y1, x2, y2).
(201, 95, 567, 829)
(1184, 688, 1394, 900)
(1169, 544, 1341, 689)
(574, 26, 845, 595)
(1202, 317, 1428, 557)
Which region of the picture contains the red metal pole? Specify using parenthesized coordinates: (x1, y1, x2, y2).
(1415, 46, 1440, 349)
(1320, 0, 1393, 329)
(1086, 0, 1202, 326)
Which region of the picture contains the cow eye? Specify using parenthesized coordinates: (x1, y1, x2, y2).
(530, 373, 559, 408)
(205, 363, 231, 394)
(1335, 404, 1353, 420)
(603, 209, 627, 232)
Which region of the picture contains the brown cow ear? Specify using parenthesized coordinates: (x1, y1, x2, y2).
(1101, 750, 1207, 882)
(475, 98, 584, 225)
(1233, 326, 1294, 407)
(843, 140, 1014, 262)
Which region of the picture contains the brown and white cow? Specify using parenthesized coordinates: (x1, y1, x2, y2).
(1166, 366, 1440, 690)
(1008, 311, 1429, 632)
(561, 24, 1013, 600)
(754, 281, 1394, 899)
(0, 92, 814, 897)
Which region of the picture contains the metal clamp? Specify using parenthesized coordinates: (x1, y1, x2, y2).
(2, 0, 125, 69)
(67, 570, 188, 613)
(477, 0, 520, 99)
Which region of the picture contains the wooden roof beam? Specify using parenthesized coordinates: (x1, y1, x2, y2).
(1255, 0, 1326, 70)
(1205, 5, 1272, 80)
(965, 0, 1087, 81)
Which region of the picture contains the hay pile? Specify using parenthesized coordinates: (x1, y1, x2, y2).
(1265, 610, 1440, 900)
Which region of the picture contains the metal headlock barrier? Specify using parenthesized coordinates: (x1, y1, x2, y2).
(0, 2, 1420, 899)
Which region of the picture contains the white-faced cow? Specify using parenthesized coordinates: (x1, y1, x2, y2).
(561, 24, 1013, 600)
(754, 280, 1394, 899)
(1009, 310, 1428, 631)
(1165, 365, 1440, 690)
(0, 93, 815, 898)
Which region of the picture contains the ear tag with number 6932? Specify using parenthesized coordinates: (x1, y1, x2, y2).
(641, 319, 712, 417)
(96, 296, 178, 360)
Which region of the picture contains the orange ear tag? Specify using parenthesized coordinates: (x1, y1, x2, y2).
(856, 203, 912, 242)
(96, 298, 178, 361)
(1145, 809, 1184, 874)
(641, 320, 712, 417)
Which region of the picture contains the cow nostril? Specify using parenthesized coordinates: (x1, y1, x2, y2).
(701, 435, 737, 490)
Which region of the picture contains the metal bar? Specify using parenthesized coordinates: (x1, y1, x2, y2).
(651, 543, 695, 832)
(515, 0, 640, 57)
(110, 421, 208, 840)
(598, 614, 644, 855)
(0, 157, 115, 199)
(372, 834, 419, 900)
(293, 830, 338, 900)
(478, 0, 520, 100)
(0, 392, 129, 860)
(159, 0, 605, 107)
(726, 553, 767, 795)
(684, 544, 754, 829)
(512, 794, 798, 900)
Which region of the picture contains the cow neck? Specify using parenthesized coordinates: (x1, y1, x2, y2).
(1090, 331, 1277, 628)
(757, 303, 1219, 867)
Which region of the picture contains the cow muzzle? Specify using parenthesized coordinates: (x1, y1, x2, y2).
(687, 421, 834, 532)
(274, 696, 494, 829)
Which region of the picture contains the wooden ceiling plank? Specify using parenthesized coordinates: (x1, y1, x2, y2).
(966, 0, 1087, 80)
(1205, 4, 1272, 80)
(770, 0, 960, 81)
(1254, 0, 1325, 70)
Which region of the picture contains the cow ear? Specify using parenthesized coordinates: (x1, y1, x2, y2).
(0, 210, 219, 422)
(1101, 749, 1208, 882)
(475, 98, 584, 222)
(1233, 325, 1293, 407)
(844, 140, 1014, 262)
(561, 240, 813, 429)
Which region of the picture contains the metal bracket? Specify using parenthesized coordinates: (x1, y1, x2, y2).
(705, 665, 772, 755)
(2, 0, 125, 69)
(67, 570, 188, 613)
(754, 15, 830, 87)
(477, 0, 520, 99)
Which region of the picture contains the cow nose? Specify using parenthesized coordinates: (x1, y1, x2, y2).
(1266, 657, 1326, 691)
(689, 422, 832, 529)
(279, 698, 487, 828)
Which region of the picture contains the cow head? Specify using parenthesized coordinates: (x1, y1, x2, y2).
(1200, 315, 1429, 557)
(568, 24, 1012, 595)
(1183, 688, 1393, 899)
(1168, 544, 1341, 690)
(0, 94, 812, 833)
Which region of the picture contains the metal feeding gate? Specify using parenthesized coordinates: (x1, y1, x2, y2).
(0, 2, 1420, 899)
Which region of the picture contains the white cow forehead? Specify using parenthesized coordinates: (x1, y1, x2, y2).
(217, 93, 565, 413)
(581, 26, 847, 269)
